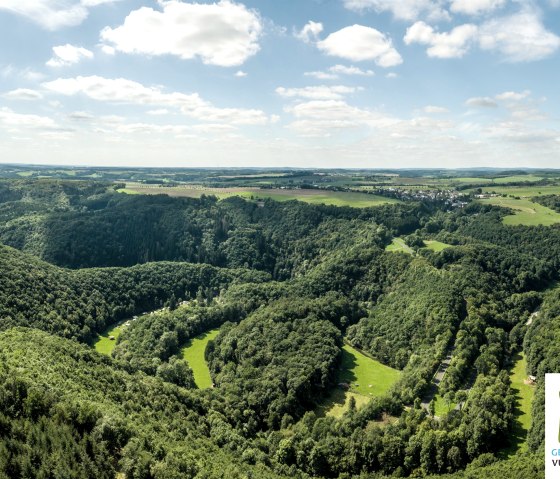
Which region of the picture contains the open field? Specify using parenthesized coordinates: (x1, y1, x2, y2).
(318, 344, 400, 418)
(470, 185, 560, 197)
(181, 329, 220, 389)
(386, 237, 414, 254)
(478, 197, 560, 226)
(493, 175, 544, 184)
(432, 393, 457, 417)
(504, 352, 535, 455)
(424, 240, 452, 252)
(119, 184, 399, 208)
(94, 321, 125, 356)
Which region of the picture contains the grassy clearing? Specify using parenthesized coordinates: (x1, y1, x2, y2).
(478, 197, 560, 226)
(318, 344, 400, 418)
(472, 185, 560, 197)
(424, 240, 451, 252)
(181, 329, 220, 389)
(94, 322, 126, 356)
(493, 175, 544, 184)
(448, 177, 494, 184)
(432, 393, 456, 417)
(119, 184, 399, 208)
(503, 352, 535, 455)
(386, 237, 414, 254)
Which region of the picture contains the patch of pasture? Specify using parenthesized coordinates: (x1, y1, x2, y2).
(505, 352, 535, 454)
(119, 184, 399, 208)
(478, 197, 560, 226)
(386, 237, 414, 254)
(493, 175, 544, 184)
(424, 240, 452, 252)
(431, 393, 456, 417)
(94, 322, 126, 356)
(319, 344, 400, 418)
(181, 329, 220, 389)
(472, 185, 560, 197)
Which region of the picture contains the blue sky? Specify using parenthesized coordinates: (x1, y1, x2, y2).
(1, 0, 559, 168)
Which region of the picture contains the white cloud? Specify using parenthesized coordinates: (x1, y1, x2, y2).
(42, 75, 271, 125)
(276, 85, 362, 100)
(284, 99, 397, 137)
(330, 64, 375, 76)
(0, 0, 120, 30)
(305, 71, 339, 81)
(404, 9, 560, 62)
(342, 0, 449, 21)
(68, 111, 94, 121)
(147, 109, 171, 116)
(304, 64, 374, 80)
(424, 105, 449, 113)
(450, 0, 506, 16)
(2, 89, 43, 101)
(1, 65, 46, 82)
(386, 72, 399, 78)
(465, 90, 547, 121)
(295, 21, 324, 43)
(0, 107, 56, 129)
(466, 96, 499, 107)
(100, 0, 262, 67)
(235, 70, 248, 77)
(47, 44, 94, 67)
(317, 25, 402, 67)
(404, 21, 478, 58)
(478, 9, 560, 62)
(495, 90, 531, 102)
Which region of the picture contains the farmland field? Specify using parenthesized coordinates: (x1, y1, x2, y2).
(181, 328, 220, 389)
(424, 240, 452, 252)
(470, 185, 560, 197)
(119, 184, 399, 208)
(94, 321, 126, 356)
(319, 344, 400, 417)
(386, 237, 414, 254)
(506, 352, 535, 454)
(478, 197, 560, 226)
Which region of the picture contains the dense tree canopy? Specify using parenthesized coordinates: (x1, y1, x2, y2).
(0, 179, 556, 478)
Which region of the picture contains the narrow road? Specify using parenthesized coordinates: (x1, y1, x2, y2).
(421, 348, 454, 411)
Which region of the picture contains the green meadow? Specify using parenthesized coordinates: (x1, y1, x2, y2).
(94, 322, 126, 356)
(478, 197, 560, 226)
(505, 352, 535, 454)
(386, 237, 414, 254)
(120, 185, 399, 208)
(473, 185, 560, 197)
(181, 329, 220, 389)
(432, 393, 457, 417)
(319, 344, 400, 418)
(424, 240, 452, 252)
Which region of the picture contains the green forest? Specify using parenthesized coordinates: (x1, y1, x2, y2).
(0, 174, 557, 478)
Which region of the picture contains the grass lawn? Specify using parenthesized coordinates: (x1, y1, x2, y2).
(181, 329, 220, 389)
(478, 197, 560, 226)
(432, 393, 456, 417)
(424, 240, 451, 252)
(119, 184, 399, 208)
(386, 237, 414, 254)
(503, 352, 535, 455)
(94, 322, 126, 356)
(318, 344, 400, 418)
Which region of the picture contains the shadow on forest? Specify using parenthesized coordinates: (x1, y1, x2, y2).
(500, 352, 529, 458)
(315, 348, 359, 418)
